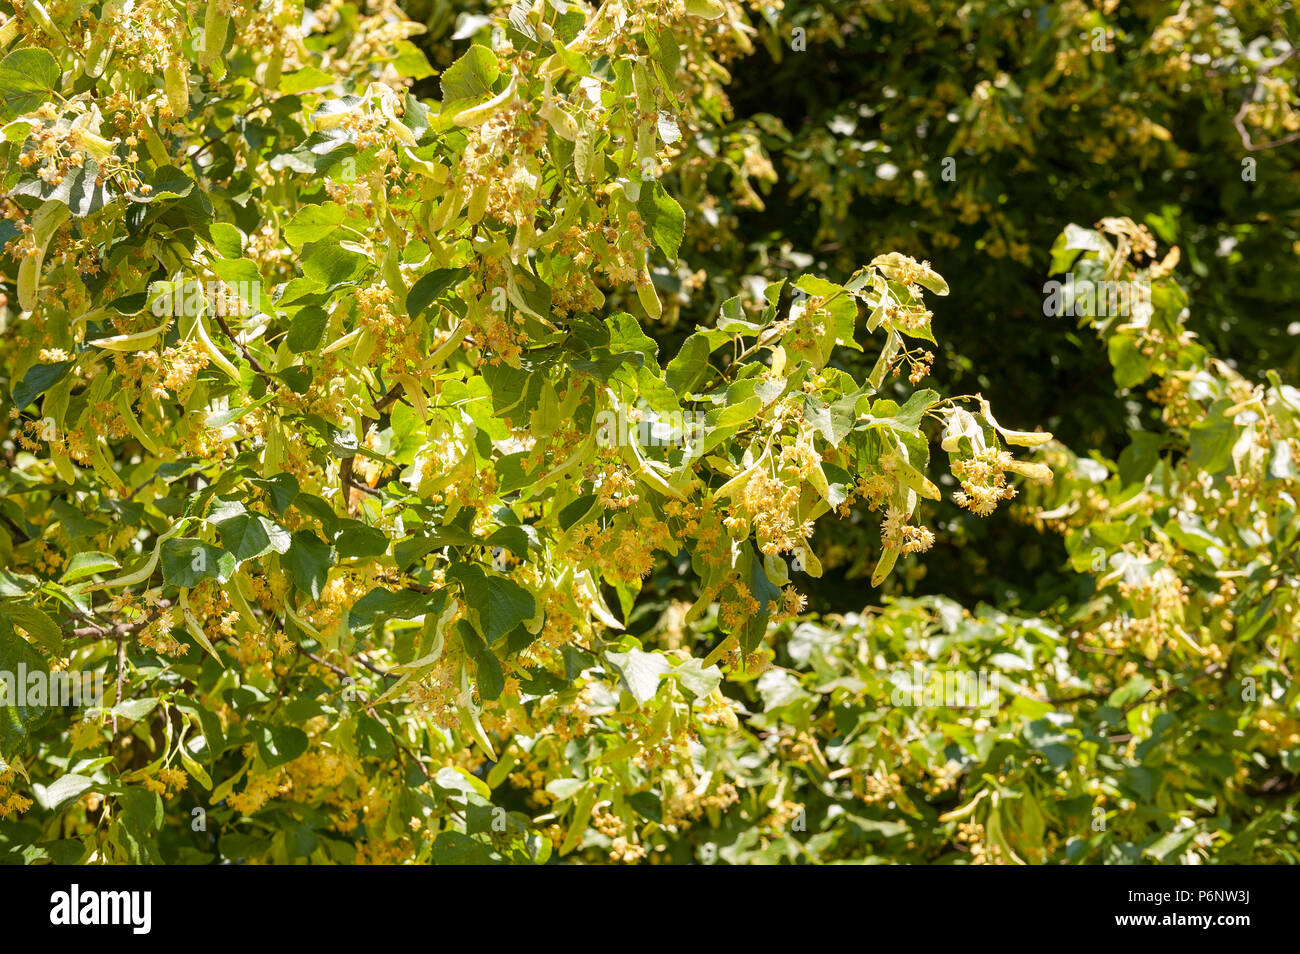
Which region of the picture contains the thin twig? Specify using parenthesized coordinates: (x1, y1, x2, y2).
(340, 382, 403, 510)
(66, 600, 172, 639)
(212, 311, 279, 392)
(300, 648, 349, 679)
(1233, 46, 1300, 151)
(114, 636, 125, 735)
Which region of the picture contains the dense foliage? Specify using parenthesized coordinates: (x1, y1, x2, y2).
(0, 0, 1297, 864)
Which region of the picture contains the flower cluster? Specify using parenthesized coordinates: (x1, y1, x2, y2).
(951, 448, 1018, 516)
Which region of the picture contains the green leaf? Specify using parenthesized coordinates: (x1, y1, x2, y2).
(355, 714, 396, 758)
(0, 48, 61, 121)
(12, 160, 109, 217)
(284, 203, 345, 247)
(447, 565, 537, 643)
(440, 46, 500, 114)
(110, 696, 160, 722)
(301, 242, 369, 284)
(249, 474, 300, 513)
(334, 523, 389, 559)
(895, 388, 940, 428)
(645, 26, 681, 92)
(1108, 334, 1153, 389)
(255, 724, 309, 769)
(279, 66, 336, 93)
(1188, 410, 1237, 475)
(204, 393, 276, 429)
(546, 778, 585, 800)
(637, 180, 685, 261)
(12, 361, 71, 410)
(391, 41, 435, 81)
(1108, 675, 1152, 708)
(1145, 824, 1200, 862)
(803, 394, 855, 447)
(4, 603, 61, 652)
(60, 551, 120, 583)
(161, 538, 236, 587)
(286, 307, 329, 353)
(207, 258, 266, 307)
(607, 311, 659, 364)
(207, 222, 244, 259)
(475, 650, 505, 701)
(431, 830, 500, 864)
(284, 531, 333, 600)
(181, 750, 213, 791)
(216, 514, 292, 562)
(33, 774, 94, 813)
(406, 268, 467, 320)
(685, 0, 726, 18)
(348, 587, 435, 629)
(0, 616, 52, 750)
(665, 333, 711, 396)
(605, 648, 670, 706)
(628, 791, 664, 822)
(125, 165, 195, 203)
(671, 657, 721, 699)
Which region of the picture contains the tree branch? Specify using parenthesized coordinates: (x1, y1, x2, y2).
(1233, 46, 1300, 152)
